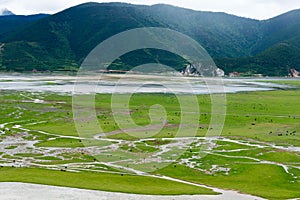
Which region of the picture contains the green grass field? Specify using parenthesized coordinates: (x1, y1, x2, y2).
(0, 167, 215, 195)
(0, 79, 299, 199)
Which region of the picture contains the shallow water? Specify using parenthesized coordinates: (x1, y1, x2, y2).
(0, 74, 293, 94)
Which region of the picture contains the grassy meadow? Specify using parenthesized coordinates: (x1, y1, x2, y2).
(0, 79, 299, 199)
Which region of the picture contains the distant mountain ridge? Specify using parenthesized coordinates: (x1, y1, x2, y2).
(0, 2, 299, 76)
(0, 8, 14, 16)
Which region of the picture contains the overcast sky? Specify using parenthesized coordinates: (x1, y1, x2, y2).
(1, 0, 300, 20)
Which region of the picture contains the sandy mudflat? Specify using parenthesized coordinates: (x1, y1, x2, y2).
(0, 182, 264, 200)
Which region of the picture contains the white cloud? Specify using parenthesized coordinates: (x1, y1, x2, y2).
(1, 0, 300, 19)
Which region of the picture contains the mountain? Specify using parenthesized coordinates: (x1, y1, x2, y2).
(146, 4, 262, 58)
(0, 14, 49, 40)
(0, 2, 299, 76)
(253, 9, 300, 54)
(0, 8, 14, 16)
(214, 9, 300, 76)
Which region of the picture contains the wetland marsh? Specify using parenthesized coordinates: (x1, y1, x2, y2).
(0, 75, 299, 199)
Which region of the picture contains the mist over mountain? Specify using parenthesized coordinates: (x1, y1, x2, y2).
(0, 2, 299, 76)
(0, 8, 15, 16)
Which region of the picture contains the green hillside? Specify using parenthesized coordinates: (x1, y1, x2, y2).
(0, 14, 48, 40)
(0, 3, 300, 75)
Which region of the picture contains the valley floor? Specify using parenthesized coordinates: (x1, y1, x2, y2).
(0, 78, 299, 199)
